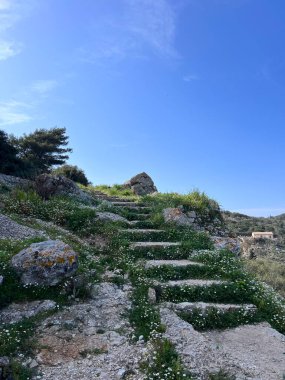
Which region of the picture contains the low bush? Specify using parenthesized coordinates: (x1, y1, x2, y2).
(2, 189, 97, 235)
(142, 190, 223, 227)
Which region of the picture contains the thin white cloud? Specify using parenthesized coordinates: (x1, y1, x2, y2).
(0, 77, 59, 126)
(0, 40, 21, 60)
(0, 100, 32, 126)
(79, 0, 179, 64)
(31, 80, 58, 95)
(0, 0, 12, 11)
(0, 0, 37, 60)
(125, 0, 177, 57)
(183, 74, 199, 82)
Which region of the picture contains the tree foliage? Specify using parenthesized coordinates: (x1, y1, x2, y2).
(52, 164, 89, 186)
(0, 130, 22, 175)
(10, 127, 72, 178)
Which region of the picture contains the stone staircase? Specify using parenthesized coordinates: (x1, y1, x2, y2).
(108, 196, 257, 326)
(94, 193, 285, 379)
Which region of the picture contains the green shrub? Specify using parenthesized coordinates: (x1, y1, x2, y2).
(52, 164, 89, 186)
(2, 189, 97, 235)
(142, 190, 223, 226)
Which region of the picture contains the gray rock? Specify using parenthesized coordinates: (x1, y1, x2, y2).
(211, 236, 241, 254)
(96, 212, 129, 224)
(0, 356, 9, 367)
(0, 275, 3, 285)
(163, 208, 196, 226)
(35, 174, 92, 203)
(0, 300, 57, 325)
(11, 240, 78, 286)
(29, 359, 39, 369)
(124, 172, 157, 195)
(0, 214, 45, 240)
(0, 173, 33, 190)
(147, 288, 157, 304)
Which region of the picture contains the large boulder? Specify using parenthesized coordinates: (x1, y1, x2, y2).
(124, 172, 157, 196)
(163, 208, 197, 227)
(11, 240, 78, 286)
(35, 174, 92, 202)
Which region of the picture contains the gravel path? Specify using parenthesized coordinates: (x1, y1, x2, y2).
(0, 214, 45, 240)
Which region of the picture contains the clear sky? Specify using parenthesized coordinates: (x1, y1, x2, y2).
(0, 0, 285, 216)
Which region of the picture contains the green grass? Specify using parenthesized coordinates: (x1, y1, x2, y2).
(244, 258, 285, 298)
(90, 184, 139, 199)
(145, 264, 224, 281)
(156, 281, 255, 304)
(2, 189, 98, 235)
(178, 307, 262, 331)
(142, 190, 223, 229)
(141, 338, 193, 380)
(2, 360, 35, 380)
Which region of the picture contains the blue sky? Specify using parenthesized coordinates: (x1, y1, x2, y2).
(0, 0, 285, 216)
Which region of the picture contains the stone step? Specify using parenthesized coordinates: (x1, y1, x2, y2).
(99, 197, 135, 202)
(128, 220, 154, 226)
(130, 242, 180, 249)
(120, 229, 164, 234)
(145, 259, 205, 269)
(154, 279, 228, 287)
(111, 201, 140, 207)
(114, 206, 151, 212)
(165, 301, 257, 314)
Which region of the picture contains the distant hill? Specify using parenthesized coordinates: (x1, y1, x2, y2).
(223, 211, 285, 242)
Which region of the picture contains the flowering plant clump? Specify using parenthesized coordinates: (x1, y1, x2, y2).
(142, 337, 193, 380)
(178, 307, 262, 331)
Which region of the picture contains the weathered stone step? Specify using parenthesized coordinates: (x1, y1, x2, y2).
(165, 301, 257, 314)
(155, 279, 228, 287)
(117, 207, 151, 214)
(145, 260, 205, 269)
(120, 229, 164, 234)
(128, 220, 154, 227)
(111, 201, 141, 207)
(130, 242, 180, 249)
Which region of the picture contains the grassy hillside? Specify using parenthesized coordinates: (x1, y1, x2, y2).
(223, 211, 285, 241)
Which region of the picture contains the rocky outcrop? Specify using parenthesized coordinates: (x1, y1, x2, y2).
(163, 208, 197, 227)
(35, 174, 92, 203)
(0, 173, 33, 190)
(0, 300, 57, 325)
(35, 283, 144, 380)
(162, 207, 225, 236)
(0, 214, 45, 240)
(11, 240, 78, 286)
(124, 172, 157, 196)
(240, 236, 284, 259)
(161, 307, 285, 380)
(211, 236, 241, 255)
